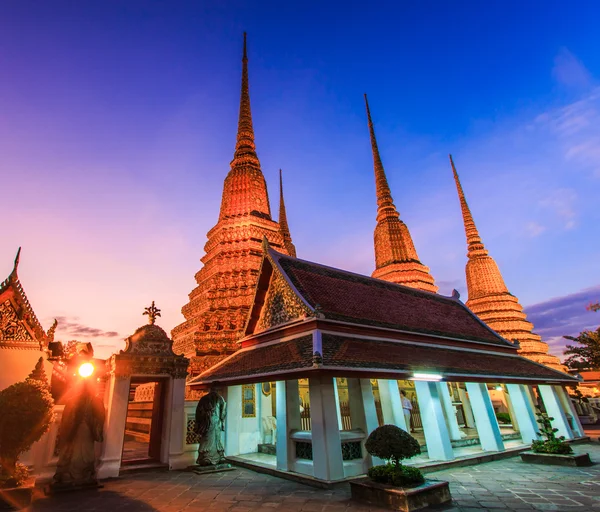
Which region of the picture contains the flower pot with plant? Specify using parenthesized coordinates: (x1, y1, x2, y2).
(350, 425, 451, 511)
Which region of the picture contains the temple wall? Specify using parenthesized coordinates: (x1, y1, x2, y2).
(0, 348, 53, 390)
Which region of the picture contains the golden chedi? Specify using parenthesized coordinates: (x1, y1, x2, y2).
(449, 155, 565, 372)
(364, 95, 438, 293)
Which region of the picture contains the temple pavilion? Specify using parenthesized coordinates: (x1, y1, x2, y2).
(188, 242, 582, 482)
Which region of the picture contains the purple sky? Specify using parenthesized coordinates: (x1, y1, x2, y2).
(1, 2, 599, 359)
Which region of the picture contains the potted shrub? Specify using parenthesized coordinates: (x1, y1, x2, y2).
(0, 358, 54, 507)
(350, 425, 451, 511)
(520, 412, 592, 467)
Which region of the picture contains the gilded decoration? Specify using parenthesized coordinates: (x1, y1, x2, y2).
(256, 271, 310, 331)
(0, 299, 34, 342)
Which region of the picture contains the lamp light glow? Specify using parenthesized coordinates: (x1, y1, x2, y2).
(495, 385, 503, 391)
(78, 362, 94, 378)
(412, 373, 443, 381)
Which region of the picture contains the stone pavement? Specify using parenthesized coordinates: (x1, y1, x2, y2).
(25, 443, 600, 512)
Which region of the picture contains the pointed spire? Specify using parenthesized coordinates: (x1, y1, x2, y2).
(219, 33, 271, 220)
(365, 94, 437, 293)
(231, 32, 260, 169)
(449, 155, 487, 257)
(364, 94, 398, 222)
(278, 169, 296, 257)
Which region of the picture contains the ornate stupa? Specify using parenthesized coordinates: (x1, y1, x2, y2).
(364, 95, 438, 293)
(449, 155, 565, 371)
(172, 34, 293, 376)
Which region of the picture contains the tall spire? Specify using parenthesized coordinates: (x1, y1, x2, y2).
(365, 94, 398, 222)
(449, 155, 486, 257)
(450, 155, 565, 372)
(218, 33, 271, 221)
(364, 94, 437, 293)
(278, 169, 296, 257)
(231, 32, 260, 169)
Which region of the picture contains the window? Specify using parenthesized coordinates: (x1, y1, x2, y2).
(242, 384, 256, 418)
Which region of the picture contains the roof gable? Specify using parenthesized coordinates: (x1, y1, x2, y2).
(0, 248, 49, 348)
(245, 247, 312, 336)
(268, 248, 512, 347)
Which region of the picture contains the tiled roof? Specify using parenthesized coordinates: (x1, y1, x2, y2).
(195, 335, 313, 382)
(321, 334, 574, 382)
(274, 252, 509, 346)
(194, 333, 575, 385)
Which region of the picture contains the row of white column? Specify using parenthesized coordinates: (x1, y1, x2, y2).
(378, 380, 584, 462)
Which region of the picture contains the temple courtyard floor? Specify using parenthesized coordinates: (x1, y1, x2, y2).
(25, 442, 600, 512)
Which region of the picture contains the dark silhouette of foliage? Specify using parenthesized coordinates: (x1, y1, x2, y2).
(0, 359, 54, 487)
(563, 326, 600, 370)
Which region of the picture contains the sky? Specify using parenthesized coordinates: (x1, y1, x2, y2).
(1, 1, 600, 359)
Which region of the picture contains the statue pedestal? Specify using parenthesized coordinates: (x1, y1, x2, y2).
(188, 463, 234, 475)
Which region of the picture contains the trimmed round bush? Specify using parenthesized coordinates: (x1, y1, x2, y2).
(0, 377, 54, 486)
(365, 425, 421, 467)
(367, 464, 425, 488)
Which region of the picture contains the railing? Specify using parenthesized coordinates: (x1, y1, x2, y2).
(300, 402, 353, 431)
(410, 397, 423, 430)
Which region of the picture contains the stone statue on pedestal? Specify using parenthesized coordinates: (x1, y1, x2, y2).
(195, 389, 226, 466)
(52, 378, 105, 489)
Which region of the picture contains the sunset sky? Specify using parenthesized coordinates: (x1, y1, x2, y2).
(2, 1, 600, 359)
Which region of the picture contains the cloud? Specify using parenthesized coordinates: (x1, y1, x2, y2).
(524, 285, 600, 356)
(436, 279, 466, 298)
(539, 188, 577, 230)
(535, 87, 600, 176)
(552, 48, 593, 90)
(525, 221, 546, 238)
(54, 316, 119, 339)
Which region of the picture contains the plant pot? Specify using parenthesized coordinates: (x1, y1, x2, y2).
(0, 477, 35, 509)
(350, 477, 451, 511)
(520, 451, 593, 467)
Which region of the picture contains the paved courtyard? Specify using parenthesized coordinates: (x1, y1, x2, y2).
(25, 442, 600, 512)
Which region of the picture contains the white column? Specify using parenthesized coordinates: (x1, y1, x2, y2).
(506, 384, 539, 445)
(309, 377, 344, 481)
(377, 379, 408, 430)
(438, 382, 464, 440)
(555, 386, 584, 437)
(465, 382, 505, 452)
(458, 386, 475, 428)
(333, 378, 343, 430)
(167, 378, 188, 469)
(538, 385, 574, 439)
(225, 385, 242, 456)
(414, 380, 454, 461)
(97, 374, 131, 479)
(355, 379, 384, 466)
(276, 380, 302, 471)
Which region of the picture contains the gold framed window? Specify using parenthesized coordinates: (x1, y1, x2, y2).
(242, 384, 256, 418)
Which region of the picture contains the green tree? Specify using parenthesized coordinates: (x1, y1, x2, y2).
(563, 327, 600, 370)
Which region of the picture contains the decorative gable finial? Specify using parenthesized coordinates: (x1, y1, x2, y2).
(261, 236, 270, 254)
(13, 247, 21, 274)
(143, 301, 161, 325)
(451, 289, 461, 300)
(47, 318, 58, 342)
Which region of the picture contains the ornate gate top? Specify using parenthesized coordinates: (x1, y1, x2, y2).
(108, 303, 189, 379)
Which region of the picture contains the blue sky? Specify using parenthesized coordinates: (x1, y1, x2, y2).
(1, 1, 599, 358)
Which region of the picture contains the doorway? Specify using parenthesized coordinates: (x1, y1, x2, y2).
(121, 377, 166, 465)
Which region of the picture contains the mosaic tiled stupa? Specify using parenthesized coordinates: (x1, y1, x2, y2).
(449, 155, 565, 372)
(172, 34, 294, 376)
(364, 95, 438, 293)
